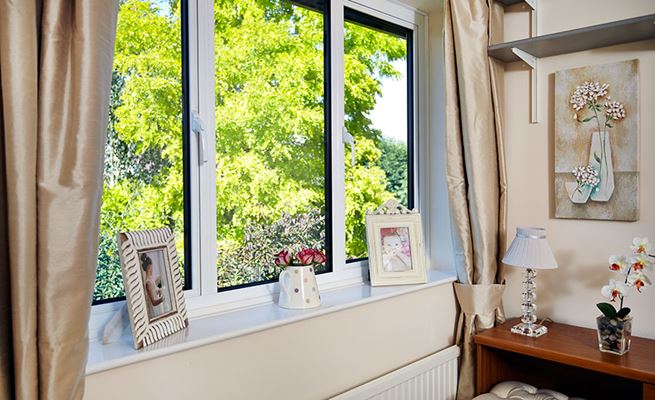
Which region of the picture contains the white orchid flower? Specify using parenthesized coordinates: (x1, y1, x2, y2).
(631, 253, 654, 272)
(630, 237, 652, 255)
(608, 255, 629, 274)
(601, 279, 628, 302)
(627, 271, 652, 293)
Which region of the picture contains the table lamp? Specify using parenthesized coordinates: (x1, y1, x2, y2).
(502, 227, 558, 338)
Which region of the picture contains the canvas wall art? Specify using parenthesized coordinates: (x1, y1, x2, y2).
(554, 59, 639, 221)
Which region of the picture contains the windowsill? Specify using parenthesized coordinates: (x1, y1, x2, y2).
(86, 270, 456, 375)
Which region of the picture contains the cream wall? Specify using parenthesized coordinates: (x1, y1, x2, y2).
(85, 284, 457, 399)
(502, 0, 655, 338)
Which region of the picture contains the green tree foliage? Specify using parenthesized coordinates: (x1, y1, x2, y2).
(343, 20, 407, 259)
(95, 0, 184, 300)
(380, 137, 409, 206)
(95, 0, 408, 300)
(345, 138, 394, 259)
(217, 209, 326, 288)
(344, 21, 406, 142)
(214, 0, 326, 245)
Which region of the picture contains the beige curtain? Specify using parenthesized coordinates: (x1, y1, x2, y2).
(0, 1, 118, 398)
(444, 0, 508, 399)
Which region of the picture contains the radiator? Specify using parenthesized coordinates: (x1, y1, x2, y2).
(331, 345, 460, 400)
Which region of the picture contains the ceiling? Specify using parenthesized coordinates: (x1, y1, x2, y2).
(395, 0, 443, 13)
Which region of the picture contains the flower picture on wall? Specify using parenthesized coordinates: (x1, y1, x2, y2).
(554, 59, 640, 221)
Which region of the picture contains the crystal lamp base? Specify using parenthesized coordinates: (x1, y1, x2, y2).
(511, 321, 548, 338)
(510, 268, 548, 338)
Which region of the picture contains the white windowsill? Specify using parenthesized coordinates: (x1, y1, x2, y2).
(86, 270, 456, 375)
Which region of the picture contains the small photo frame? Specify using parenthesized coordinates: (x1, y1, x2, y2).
(118, 227, 188, 349)
(366, 199, 427, 286)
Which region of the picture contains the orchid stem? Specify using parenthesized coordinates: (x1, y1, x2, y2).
(620, 265, 632, 311)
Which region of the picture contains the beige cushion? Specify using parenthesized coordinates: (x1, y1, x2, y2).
(472, 381, 586, 400)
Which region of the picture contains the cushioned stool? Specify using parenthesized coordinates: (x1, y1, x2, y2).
(473, 381, 586, 400)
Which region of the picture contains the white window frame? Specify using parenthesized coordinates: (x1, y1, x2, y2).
(342, 0, 425, 269)
(89, 0, 429, 335)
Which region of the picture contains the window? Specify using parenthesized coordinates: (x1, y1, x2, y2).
(344, 9, 414, 261)
(93, 0, 422, 309)
(94, 0, 190, 304)
(213, 0, 332, 290)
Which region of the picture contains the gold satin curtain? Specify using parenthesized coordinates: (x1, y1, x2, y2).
(444, 0, 508, 398)
(0, 1, 118, 398)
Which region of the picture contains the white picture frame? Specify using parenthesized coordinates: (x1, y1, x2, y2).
(118, 227, 188, 349)
(366, 199, 427, 286)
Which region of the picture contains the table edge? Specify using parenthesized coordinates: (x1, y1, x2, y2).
(474, 322, 655, 385)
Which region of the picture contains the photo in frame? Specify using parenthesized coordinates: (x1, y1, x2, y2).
(366, 199, 427, 286)
(118, 227, 188, 349)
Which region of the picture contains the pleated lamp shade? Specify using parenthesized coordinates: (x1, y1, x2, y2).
(502, 227, 558, 270)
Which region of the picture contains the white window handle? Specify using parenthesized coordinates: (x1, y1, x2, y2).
(191, 111, 208, 165)
(342, 126, 355, 167)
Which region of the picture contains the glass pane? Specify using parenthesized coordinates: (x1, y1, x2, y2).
(344, 16, 411, 261)
(214, 0, 328, 290)
(95, 0, 185, 302)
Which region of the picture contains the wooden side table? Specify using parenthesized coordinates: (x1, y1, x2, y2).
(474, 319, 655, 399)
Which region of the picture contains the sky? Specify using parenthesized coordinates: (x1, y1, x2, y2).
(153, 0, 171, 15)
(368, 59, 408, 143)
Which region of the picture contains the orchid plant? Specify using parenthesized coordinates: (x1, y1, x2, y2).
(275, 248, 327, 267)
(597, 237, 654, 320)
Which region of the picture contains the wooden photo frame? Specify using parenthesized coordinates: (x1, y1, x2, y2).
(366, 199, 427, 286)
(118, 227, 188, 349)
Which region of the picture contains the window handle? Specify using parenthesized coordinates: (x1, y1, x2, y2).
(342, 126, 355, 167)
(191, 111, 208, 165)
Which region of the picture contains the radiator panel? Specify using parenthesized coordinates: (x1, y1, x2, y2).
(332, 345, 459, 400)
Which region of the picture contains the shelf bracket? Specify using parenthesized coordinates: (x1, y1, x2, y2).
(524, 0, 537, 38)
(512, 47, 538, 124)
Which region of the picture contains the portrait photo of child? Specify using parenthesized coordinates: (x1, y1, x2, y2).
(379, 227, 413, 272)
(365, 199, 426, 286)
(139, 248, 175, 321)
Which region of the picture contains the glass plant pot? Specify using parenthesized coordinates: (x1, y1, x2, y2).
(596, 315, 632, 355)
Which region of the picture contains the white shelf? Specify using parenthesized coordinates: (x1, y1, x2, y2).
(488, 14, 655, 63)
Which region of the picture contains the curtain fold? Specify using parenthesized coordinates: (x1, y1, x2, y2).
(0, 1, 118, 398)
(444, 0, 508, 399)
